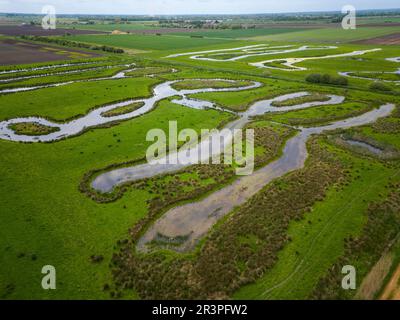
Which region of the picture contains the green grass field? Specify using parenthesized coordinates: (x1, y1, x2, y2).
(249, 27, 400, 42)
(169, 28, 309, 39)
(66, 34, 236, 51)
(0, 77, 158, 121)
(0, 100, 233, 299)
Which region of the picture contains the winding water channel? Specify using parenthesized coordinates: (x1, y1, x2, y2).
(339, 57, 400, 84)
(0, 63, 134, 84)
(0, 79, 261, 142)
(91, 92, 344, 193)
(133, 99, 394, 252)
(0, 56, 396, 254)
(167, 44, 338, 65)
(0, 61, 99, 75)
(250, 49, 382, 71)
(0, 64, 137, 94)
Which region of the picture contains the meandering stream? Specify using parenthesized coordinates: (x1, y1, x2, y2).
(79, 85, 393, 253)
(167, 44, 338, 64)
(0, 61, 99, 75)
(0, 64, 137, 94)
(0, 79, 262, 142)
(0, 63, 135, 84)
(92, 92, 344, 193)
(250, 49, 382, 71)
(0, 55, 396, 254)
(135, 102, 394, 253)
(339, 57, 400, 84)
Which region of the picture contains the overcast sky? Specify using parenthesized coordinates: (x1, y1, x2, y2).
(0, 0, 399, 15)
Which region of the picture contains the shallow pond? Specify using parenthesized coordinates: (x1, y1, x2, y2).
(345, 139, 383, 155)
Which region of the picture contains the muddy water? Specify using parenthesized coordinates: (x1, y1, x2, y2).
(137, 131, 311, 252)
(345, 139, 383, 154)
(0, 80, 262, 143)
(136, 103, 395, 253)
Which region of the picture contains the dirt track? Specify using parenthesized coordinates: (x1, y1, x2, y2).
(380, 264, 400, 300)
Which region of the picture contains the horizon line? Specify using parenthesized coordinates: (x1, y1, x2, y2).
(1, 7, 400, 17)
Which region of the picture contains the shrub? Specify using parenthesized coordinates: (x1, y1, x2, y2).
(369, 82, 392, 92)
(306, 73, 348, 86)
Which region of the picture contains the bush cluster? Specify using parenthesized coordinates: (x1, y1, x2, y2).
(306, 73, 348, 86)
(369, 82, 392, 92)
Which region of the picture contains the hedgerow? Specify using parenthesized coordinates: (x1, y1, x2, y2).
(20, 35, 124, 54)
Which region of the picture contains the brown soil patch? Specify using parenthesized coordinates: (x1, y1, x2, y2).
(111, 30, 128, 35)
(354, 33, 400, 45)
(380, 263, 400, 300)
(355, 252, 393, 300)
(0, 39, 99, 66)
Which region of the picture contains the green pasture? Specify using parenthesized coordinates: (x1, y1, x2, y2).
(0, 99, 233, 299)
(0, 77, 157, 121)
(248, 27, 400, 43)
(66, 34, 236, 51)
(169, 28, 309, 39)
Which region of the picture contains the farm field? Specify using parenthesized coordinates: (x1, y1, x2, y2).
(168, 27, 310, 39)
(1, 8, 400, 302)
(66, 33, 236, 50)
(0, 38, 99, 65)
(249, 27, 400, 42)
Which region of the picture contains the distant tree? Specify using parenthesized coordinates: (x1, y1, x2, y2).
(306, 73, 348, 86)
(370, 82, 392, 92)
